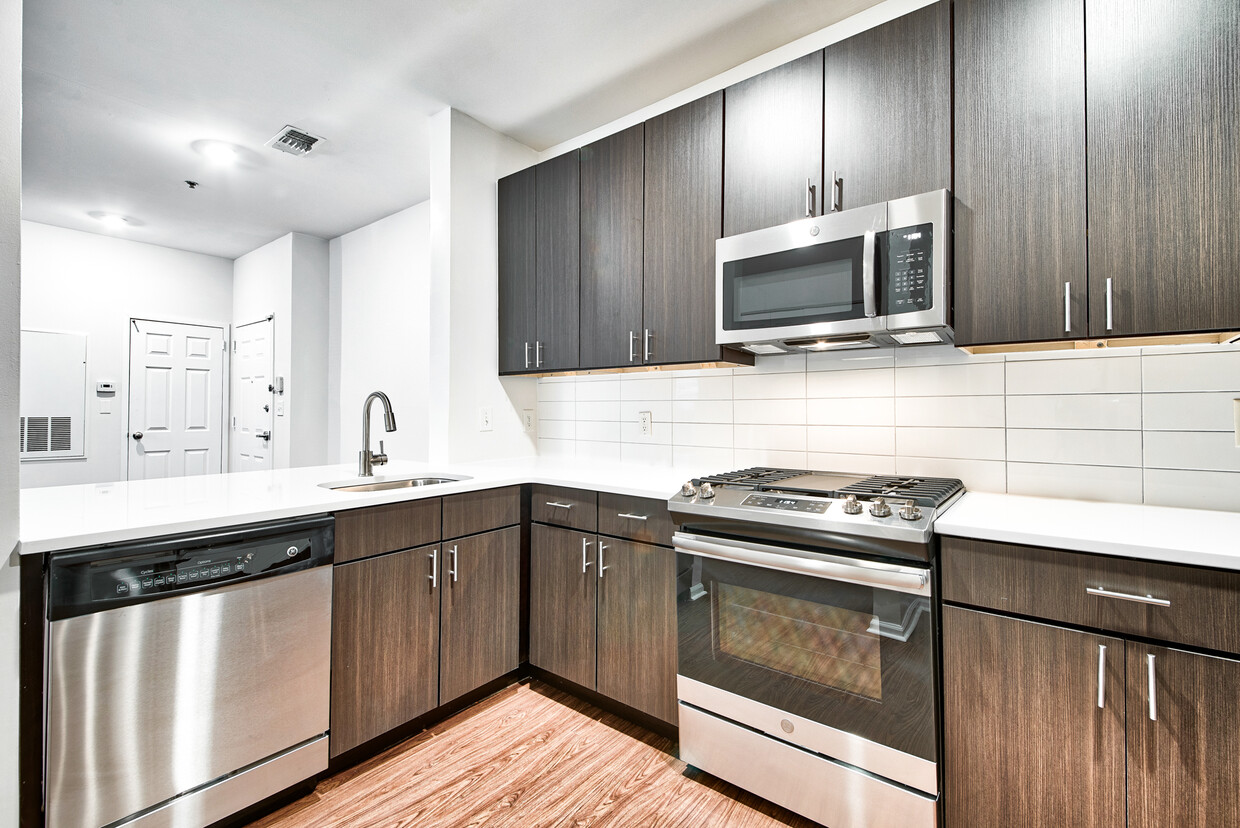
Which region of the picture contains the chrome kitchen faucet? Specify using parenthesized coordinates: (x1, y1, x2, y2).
(359, 391, 397, 476)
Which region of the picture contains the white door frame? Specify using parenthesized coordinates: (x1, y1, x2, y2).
(230, 314, 276, 472)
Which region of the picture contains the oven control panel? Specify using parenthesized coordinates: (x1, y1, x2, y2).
(739, 494, 829, 514)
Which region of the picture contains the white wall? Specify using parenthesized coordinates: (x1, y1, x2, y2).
(331, 203, 432, 465)
(428, 109, 539, 464)
(19, 222, 233, 487)
(234, 234, 292, 468)
(1, 0, 23, 819)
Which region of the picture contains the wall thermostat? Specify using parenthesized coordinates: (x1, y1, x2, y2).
(96, 382, 116, 395)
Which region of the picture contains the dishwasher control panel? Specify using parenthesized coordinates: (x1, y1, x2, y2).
(96, 539, 312, 601)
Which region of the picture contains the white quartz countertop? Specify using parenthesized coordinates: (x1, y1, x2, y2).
(18, 458, 694, 555)
(937, 492, 1240, 571)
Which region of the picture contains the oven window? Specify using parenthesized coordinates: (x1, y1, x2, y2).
(715, 582, 883, 701)
(722, 236, 865, 330)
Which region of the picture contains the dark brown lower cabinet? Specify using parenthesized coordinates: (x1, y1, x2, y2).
(439, 526, 521, 702)
(331, 544, 441, 757)
(943, 606, 1125, 828)
(529, 523, 597, 689)
(596, 538, 677, 725)
(1127, 642, 1240, 828)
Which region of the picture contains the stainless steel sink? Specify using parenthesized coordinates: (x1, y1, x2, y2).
(319, 474, 470, 493)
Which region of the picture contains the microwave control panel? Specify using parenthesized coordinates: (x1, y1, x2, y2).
(886, 223, 933, 315)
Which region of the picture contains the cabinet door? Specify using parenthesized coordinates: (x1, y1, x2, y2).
(330, 544, 441, 757)
(822, 2, 949, 211)
(534, 151, 580, 372)
(1127, 643, 1240, 828)
(723, 51, 824, 236)
(498, 166, 537, 374)
(643, 92, 724, 366)
(953, 0, 1088, 345)
(596, 539, 677, 724)
(943, 607, 1125, 828)
(1086, 0, 1240, 337)
(529, 524, 597, 689)
(439, 526, 520, 702)
(580, 124, 645, 369)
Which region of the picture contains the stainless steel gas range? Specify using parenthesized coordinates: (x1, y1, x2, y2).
(668, 468, 964, 828)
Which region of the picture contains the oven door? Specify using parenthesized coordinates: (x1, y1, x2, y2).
(675, 531, 937, 794)
(715, 202, 888, 346)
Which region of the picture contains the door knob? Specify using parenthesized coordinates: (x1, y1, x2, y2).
(258, 430, 272, 441)
(131, 432, 143, 440)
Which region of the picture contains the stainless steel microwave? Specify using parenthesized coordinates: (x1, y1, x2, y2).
(715, 189, 952, 354)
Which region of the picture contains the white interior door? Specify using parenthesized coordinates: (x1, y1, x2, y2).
(230, 317, 274, 472)
(128, 319, 226, 480)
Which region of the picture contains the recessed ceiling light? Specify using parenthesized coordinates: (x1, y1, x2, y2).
(192, 139, 242, 166)
(87, 210, 137, 228)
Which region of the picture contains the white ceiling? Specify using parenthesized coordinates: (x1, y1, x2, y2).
(22, 0, 883, 259)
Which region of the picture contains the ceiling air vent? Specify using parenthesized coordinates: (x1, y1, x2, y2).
(266, 125, 323, 157)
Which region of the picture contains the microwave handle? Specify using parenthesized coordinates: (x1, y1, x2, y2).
(862, 230, 878, 318)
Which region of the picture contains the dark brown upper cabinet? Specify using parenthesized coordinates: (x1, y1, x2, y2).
(723, 51, 825, 237)
(1085, 0, 1240, 338)
(579, 124, 646, 369)
(823, 1, 950, 212)
(497, 166, 537, 373)
(953, 0, 1088, 346)
(644, 92, 752, 368)
(534, 151, 581, 372)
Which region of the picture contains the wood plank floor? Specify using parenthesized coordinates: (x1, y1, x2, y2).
(248, 681, 818, 828)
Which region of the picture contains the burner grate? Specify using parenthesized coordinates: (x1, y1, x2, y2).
(836, 475, 964, 508)
(694, 467, 810, 487)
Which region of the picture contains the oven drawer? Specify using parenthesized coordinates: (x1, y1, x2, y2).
(941, 536, 1240, 656)
(598, 492, 674, 547)
(531, 485, 597, 531)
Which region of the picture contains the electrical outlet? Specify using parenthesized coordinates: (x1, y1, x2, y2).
(522, 409, 536, 434)
(479, 406, 493, 432)
(638, 410, 652, 437)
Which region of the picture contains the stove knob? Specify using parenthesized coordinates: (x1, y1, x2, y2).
(698, 482, 715, 500)
(842, 494, 863, 515)
(681, 481, 698, 498)
(869, 497, 893, 518)
(899, 499, 923, 521)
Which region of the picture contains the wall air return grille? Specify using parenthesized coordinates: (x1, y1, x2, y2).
(266, 125, 323, 156)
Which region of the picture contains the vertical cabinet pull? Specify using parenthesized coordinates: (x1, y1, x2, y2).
(1147, 653, 1157, 721)
(448, 545, 458, 583)
(535, 340, 543, 368)
(524, 341, 531, 369)
(1106, 278, 1114, 331)
(629, 330, 637, 362)
(1064, 282, 1072, 333)
(643, 329, 652, 362)
(830, 171, 843, 213)
(1096, 644, 1107, 708)
(428, 549, 438, 589)
(598, 542, 609, 579)
(581, 537, 594, 574)
(805, 178, 816, 218)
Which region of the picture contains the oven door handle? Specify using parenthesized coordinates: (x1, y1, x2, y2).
(673, 532, 930, 596)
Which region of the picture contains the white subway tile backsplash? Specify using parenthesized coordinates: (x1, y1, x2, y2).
(1143, 393, 1239, 431)
(895, 396, 1005, 428)
(576, 440, 623, 462)
(894, 344, 1003, 366)
(1143, 468, 1240, 512)
(620, 376, 674, 401)
(1143, 350, 1240, 392)
(575, 400, 621, 421)
(734, 371, 806, 400)
(538, 400, 575, 421)
(734, 398, 807, 425)
(575, 420, 620, 443)
(1006, 394, 1141, 431)
(807, 452, 897, 475)
(539, 420, 576, 441)
(896, 362, 1004, 397)
(619, 400, 673, 424)
(1007, 428, 1142, 467)
(673, 445, 736, 471)
(537, 381, 576, 402)
(673, 399, 734, 424)
(807, 397, 895, 427)
(736, 352, 807, 374)
(1006, 356, 1141, 395)
(673, 375, 732, 401)
(672, 422, 734, 448)
(807, 426, 895, 456)
(574, 379, 621, 401)
(621, 442, 673, 467)
(1144, 431, 1240, 472)
(806, 351, 894, 372)
(735, 448, 810, 468)
(620, 419, 672, 446)
(537, 438, 575, 458)
(897, 427, 1006, 461)
(895, 457, 1007, 492)
(806, 367, 894, 398)
(1007, 463, 1143, 503)
(734, 424, 807, 452)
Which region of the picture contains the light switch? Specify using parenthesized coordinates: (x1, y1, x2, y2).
(276, 400, 286, 417)
(479, 406, 493, 432)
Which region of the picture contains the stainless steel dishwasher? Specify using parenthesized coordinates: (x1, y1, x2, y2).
(45, 515, 334, 828)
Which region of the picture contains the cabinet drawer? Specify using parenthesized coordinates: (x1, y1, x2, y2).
(942, 536, 1240, 655)
(335, 498, 442, 564)
(597, 492, 675, 547)
(531, 485, 597, 531)
(442, 486, 520, 539)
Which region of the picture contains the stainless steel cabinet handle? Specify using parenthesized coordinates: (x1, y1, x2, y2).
(1064, 282, 1071, 333)
(1147, 653, 1157, 721)
(830, 170, 842, 213)
(862, 230, 878, 318)
(617, 513, 648, 521)
(546, 501, 574, 510)
(535, 340, 543, 368)
(598, 542, 609, 579)
(581, 537, 594, 574)
(805, 178, 816, 218)
(629, 330, 637, 362)
(428, 549, 438, 589)
(1086, 586, 1171, 607)
(448, 545, 458, 583)
(1106, 278, 1114, 331)
(524, 341, 531, 369)
(643, 329, 652, 362)
(1097, 644, 1107, 709)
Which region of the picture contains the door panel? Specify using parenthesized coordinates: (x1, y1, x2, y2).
(534, 151, 581, 372)
(529, 524, 596, 689)
(498, 167, 537, 374)
(943, 607, 1125, 828)
(230, 318, 273, 472)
